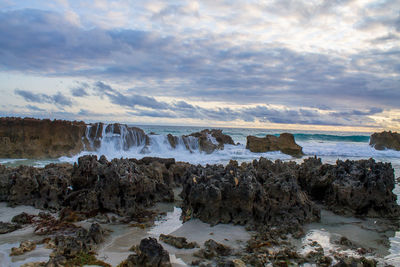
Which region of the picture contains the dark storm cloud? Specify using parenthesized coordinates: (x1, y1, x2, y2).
(15, 89, 72, 106)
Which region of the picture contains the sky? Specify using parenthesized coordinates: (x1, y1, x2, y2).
(0, 0, 399, 132)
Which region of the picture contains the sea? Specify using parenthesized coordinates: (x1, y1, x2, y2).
(1, 125, 400, 265)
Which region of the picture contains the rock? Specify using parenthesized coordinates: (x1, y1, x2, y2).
(159, 234, 199, 249)
(299, 157, 400, 218)
(223, 259, 246, 267)
(246, 133, 303, 156)
(0, 221, 21, 234)
(66, 155, 174, 217)
(21, 263, 46, 267)
(10, 240, 36, 256)
(204, 239, 231, 256)
(11, 212, 34, 224)
(120, 237, 171, 267)
(188, 129, 235, 154)
(370, 131, 400, 151)
(54, 223, 105, 257)
(180, 158, 320, 229)
(0, 117, 88, 158)
(0, 117, 151, 159)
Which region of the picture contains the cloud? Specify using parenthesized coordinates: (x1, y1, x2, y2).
(15, 89, 72, 106)
(94, 81, 170, 109)
(26, 105, 45, 112)
(71, 82, 89, 97)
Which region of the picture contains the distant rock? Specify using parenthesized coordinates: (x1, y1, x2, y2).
(188, 129, 235, 154)
(370, 131, 400, 151)
(0, 117, 150, 158)
(0, 117, 87, 158)
(246, 133, 303, 156)
(167, 129, 235, 154)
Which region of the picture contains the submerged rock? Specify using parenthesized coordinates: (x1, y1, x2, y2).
(246, 133, 303, 156)
(370, 131, 400, 151)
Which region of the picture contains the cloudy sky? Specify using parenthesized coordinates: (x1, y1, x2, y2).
(0, 0, 399, 131)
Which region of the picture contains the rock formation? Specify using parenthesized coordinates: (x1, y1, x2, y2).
(167, 129, 235, 154)
(0, 117, 87, 158)
(0, 155, 398, 232)
(370, 131, 400, 151)
(180, 158, 320, 230)
(0, 117, 237, 158)
(246, 133, 303, 156)
(298, 157, 400, 217)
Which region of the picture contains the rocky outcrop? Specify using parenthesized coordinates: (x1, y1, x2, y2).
(86, 122, 149, 151)
(188, 129, 235, 154)
(66, 155, 174, 216)
(180, 158, 320, 230)
(0, 155, 183, 217)
(370, 131, 400, 151)
(246, 133, 303, 157)
(167, 129, 235, 154)
(0, 117, 87, 158)
(298, 157, 400, 217)
(0, 117, 150, 158)
(120, 237, 171, 267)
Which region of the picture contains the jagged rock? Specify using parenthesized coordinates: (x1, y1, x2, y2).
(188, 129, 235, 154)
(54, 223, 105, 257)
(159, 234, 199, 249)
(0, 221, 21, 234)
(66, 155, 174, 216)
(370, 131, 400, 151)
(180, 158, 320, 229)
(11, 212, 34, 224)
(10, 240, 36, 256)
(120, 237, 171, 267)
(299, 157, 400, 217)
(2, 164, 72, 210)
(246, 133, 303, 156)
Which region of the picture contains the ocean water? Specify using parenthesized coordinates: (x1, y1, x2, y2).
(1, 125, 400, 265)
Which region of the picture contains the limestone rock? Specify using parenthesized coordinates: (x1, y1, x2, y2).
(246, 133, 303, 156)
(299, 157, 400, 217)
(370, 131, 400, 151)
(180, 158, 320, 229)
(0, 117, 87, 158)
